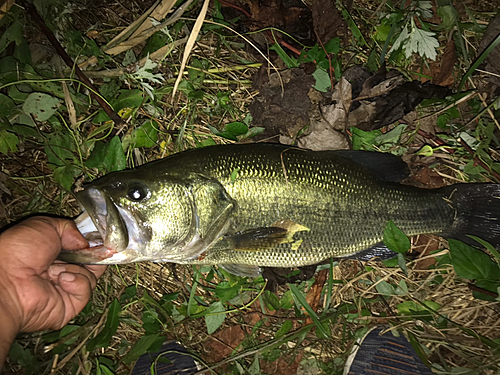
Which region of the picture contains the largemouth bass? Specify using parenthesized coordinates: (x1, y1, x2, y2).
(61, 144, 500, 277)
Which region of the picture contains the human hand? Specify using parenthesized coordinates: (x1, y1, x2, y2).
(0, 216, 107, 334)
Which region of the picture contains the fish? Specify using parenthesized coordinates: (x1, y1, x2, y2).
(60, 143, 500, 277)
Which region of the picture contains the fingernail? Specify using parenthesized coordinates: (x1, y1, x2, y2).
(60, 272, 76, 282)
(49, 264, 67, 277)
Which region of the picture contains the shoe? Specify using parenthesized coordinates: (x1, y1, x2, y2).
(131, 340, 198, 375)
(344, 327, 433, 375)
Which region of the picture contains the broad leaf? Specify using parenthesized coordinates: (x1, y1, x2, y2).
(204, 301, 226, 334)
(383, 220, 410, 254)
(448, 239, 499, 280)
(0, 130, 19, 155)
(23, 92, 61, 122)
(103, 136, 126, 172)
(87, 299, 121, 351)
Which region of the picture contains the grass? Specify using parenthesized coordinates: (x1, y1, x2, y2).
(1, 0, 500, 374)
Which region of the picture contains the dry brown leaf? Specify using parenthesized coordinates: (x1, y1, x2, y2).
(433, 39, 457, 86)
(304, 268, 328, 326)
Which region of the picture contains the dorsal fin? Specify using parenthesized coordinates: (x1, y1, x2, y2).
(334, 150, 410, 182)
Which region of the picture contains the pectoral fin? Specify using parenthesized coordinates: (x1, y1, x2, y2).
(231, 219, 310, 252)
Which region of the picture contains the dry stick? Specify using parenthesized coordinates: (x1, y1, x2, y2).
(21, 0, 124, 127)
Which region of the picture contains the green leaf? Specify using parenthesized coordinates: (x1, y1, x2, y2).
(275, 320, 293, 339)
(224, 122, 248, 136)
(22, 92, 61, 122)
(263, 290, 281, 311)
(0, 22, 23, 55)
(214, 281, 240, 302)
(122, 333, 162, 364)
(0, 130, 19, 155)
(87, 299, 121, 351)
(351, 127, 382, 151)
(312, 68, 331, 92)
(131, 120, 159, 148)
(473, 279, 500, 301)
(53, 165, 77, 191)
(383, 220, 410, 254)
(374, 124, 407, 147)
(0, 94, 17, 117)
(375, 280, 395, 296)
(85, 141, 108, 170)
(57, 325, 80, 346)
(280, 290, 294, 310)
(103, 136, 126, 172)
(204, 301, 226, 334)
(407, 331, 431, 367)
(269, 43, 299, 68)
(398, 253, 408, 275)
(44, 133, 75, 168)
(94, 90, 145, 123)
(448, 239, 499, 280)
(396, 300, 440, 315)
(324, 38, 340, 54)
(467, 235, 500, 261)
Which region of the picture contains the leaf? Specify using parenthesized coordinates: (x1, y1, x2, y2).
(448, 239, 499, 280)
(214, 281, 240, 302)
(93, 90, 146, 123)
(375, 280, 395, 296)
(87, 299, 121, 351)
(269, 43, 299, 68)
(324, 37, 340, 54)
(103, 136, 126, 172)
(53, 165, 77, 191)
(396, 300, 440, 314)
(0, 130, 19, 155)
(85, 141, 108, 170)
(383, 220, 410, 254)
(204, 301, 226, 334)
(0, 22, 23, 55)
(263, 291, 280, 311)
(22, 92, 61, 122)
(122, 333, 162, 364)
(467, 235, 500, 262)
(374, 124, 407, 147)
(312, 68, 331, 92)
(44, 133, 74, 168)
(275, 320, 293, 339)
(473, 279, 499, 301)
(131, 120, 159, 148)
(351, 127, 382, 151)
(398, 253, 408, 275)
(0, 94, 17, 117)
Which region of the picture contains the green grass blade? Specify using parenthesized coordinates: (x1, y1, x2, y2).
(289, 284, 329, 337)
(458, 33, 500, 91)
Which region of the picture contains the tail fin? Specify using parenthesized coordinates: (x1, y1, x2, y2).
(443, 184, 500, 249)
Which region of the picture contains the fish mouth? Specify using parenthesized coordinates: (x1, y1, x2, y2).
(60, 188, 148, 264)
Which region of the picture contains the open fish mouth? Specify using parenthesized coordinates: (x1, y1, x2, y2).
(60, 188, 149, 264)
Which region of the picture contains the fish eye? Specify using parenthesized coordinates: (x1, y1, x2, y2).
(127, 184, 150, 202)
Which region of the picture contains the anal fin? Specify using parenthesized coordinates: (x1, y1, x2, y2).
(219, 264, 262, 277)
(341, 242, 397, 261)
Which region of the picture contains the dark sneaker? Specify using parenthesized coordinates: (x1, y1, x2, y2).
(131, 340, 199, 375)
(344, 327, 433, 375)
